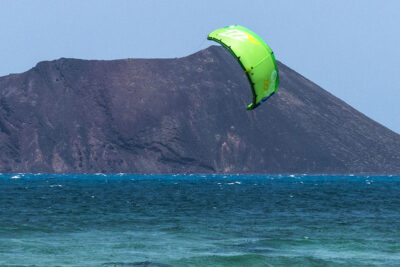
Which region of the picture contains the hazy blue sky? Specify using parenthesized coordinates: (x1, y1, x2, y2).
(1, 0, 399, 133)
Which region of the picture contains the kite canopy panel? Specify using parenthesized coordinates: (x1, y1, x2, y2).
(207, 25, 279, 110)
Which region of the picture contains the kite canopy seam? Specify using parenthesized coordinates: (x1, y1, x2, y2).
(207, 25, 279, 110)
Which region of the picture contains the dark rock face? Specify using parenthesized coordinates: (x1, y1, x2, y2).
(0, 46, 399, 174)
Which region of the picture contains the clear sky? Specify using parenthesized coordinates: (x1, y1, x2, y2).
(1, 0, 399, 133)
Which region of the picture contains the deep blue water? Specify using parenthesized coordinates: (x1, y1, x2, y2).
(0, 174, 400, 266)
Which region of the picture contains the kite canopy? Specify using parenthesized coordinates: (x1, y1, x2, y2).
(207, 25, 279, 110)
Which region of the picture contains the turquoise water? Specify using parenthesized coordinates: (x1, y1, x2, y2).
(0, 174, 399, 266)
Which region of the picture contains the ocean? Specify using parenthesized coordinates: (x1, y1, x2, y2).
(0, 174, 399, 266)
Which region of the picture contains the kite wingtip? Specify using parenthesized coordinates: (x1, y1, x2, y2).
(247, 103, 258, 110)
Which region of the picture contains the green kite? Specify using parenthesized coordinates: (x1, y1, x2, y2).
(207, 25, 279, 110)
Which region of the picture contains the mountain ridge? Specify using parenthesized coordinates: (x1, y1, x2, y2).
(0, 45, 399, 174)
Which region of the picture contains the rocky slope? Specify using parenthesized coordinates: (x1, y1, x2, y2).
(0, 46, 399, 173)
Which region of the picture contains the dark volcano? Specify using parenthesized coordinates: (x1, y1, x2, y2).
(0, 46, 399, 174)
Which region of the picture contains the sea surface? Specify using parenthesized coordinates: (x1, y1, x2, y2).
(0, 174, 399, 266)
